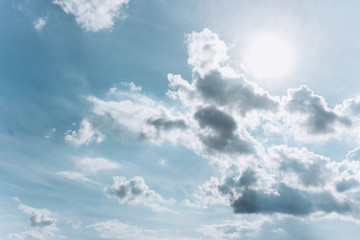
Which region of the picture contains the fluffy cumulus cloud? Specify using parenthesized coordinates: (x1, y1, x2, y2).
(269, 145, 335, 190)
(7, 199, 59, 240)
(186, 28, 228, 75)
(53, 0, 129, 31)
(106, 176, 175, 212)
(65, 119, 105, 146)
(279, 85, 352, 141)
(66, 28, 360, 223)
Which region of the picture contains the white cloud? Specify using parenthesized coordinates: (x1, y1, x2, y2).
(269, 145, 336, 191)
(7, 199, 59, 240)
(106, 176, 175, 212)
(186, 28, 229, 76)
(121, 82, 142, 92)
(57, 171, 92, 182)
(7, 230, 46, 240)
(196, 217, 270, 240)
(65, 119, 105, 146)
(87, 219, 158, 240)
(58, 156, 119, 183)
(74, 156, 120, 174)
(86, 88, 190, 145)
(53, 0, 129, 31)
(33, 17, 47, 31)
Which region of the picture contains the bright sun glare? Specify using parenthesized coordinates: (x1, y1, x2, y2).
(244, 33, 295, 79)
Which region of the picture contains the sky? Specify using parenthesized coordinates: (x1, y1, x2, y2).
(2, 0, 360, 239)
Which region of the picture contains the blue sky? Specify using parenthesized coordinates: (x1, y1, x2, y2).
(2, 0, 360, 239)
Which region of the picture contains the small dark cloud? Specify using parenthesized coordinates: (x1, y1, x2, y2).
(146, 117, 187, 131)
(194, 106, 255, 154)
(195, 70, 278, 116)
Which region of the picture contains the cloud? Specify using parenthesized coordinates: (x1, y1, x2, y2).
(281, 85, 351, 141)
(146, 117, 187, 132)
(186, 28, 228, 75)
(196, 217, 270, 240)
(346, 146, 360, 161)
(86, 88, 189, 144)
(16, 202, 57, 228)
(66, 28, 360, 222)
(58, 156, 120, 183)
(53, 0, 129, 31)
(269, 145, 335, 190)
(7, 231, 47, 240)
(194, 106, 255, 154)
(335, 96, 360, 117)
(57, 171, 92, 182)
(87, 219, 158, 240)
(231, 183, 351, 216)
(33, 17, 47, 31)
(7, 199, 59, 240)
(335, 178, 360, 193)
(65, 119, 105, 146)
(74, 156, 120, 174)
(195, 70, 279, 116)
(106, 176, 175, 212)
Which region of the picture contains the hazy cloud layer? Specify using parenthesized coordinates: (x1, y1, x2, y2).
(87, 219, 158, 240)
(58, 156, 120, 183)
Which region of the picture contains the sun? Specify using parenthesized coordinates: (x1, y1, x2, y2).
(244, 33, 295, 79)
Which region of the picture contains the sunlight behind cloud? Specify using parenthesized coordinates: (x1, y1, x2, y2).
(244, 33, 295, 79)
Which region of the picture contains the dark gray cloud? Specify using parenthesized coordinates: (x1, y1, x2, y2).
(231, 183, 351, 215)
(286, 86, 351, 135)
(146, 117, 187, 131)
(336, 179, 360, 193)
(195, 70, 278, 116)
(194, 106, 255, 154)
